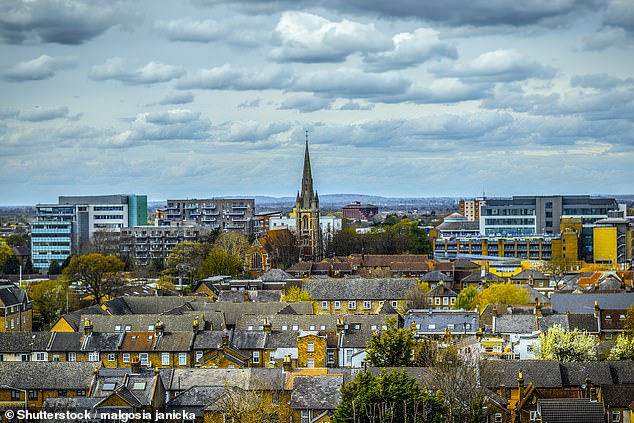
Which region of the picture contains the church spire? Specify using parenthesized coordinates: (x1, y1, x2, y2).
(300, 130, 314, 206)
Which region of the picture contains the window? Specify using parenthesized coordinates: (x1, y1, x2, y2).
(443, 297, 449, 305)
(28, 390, 38, 400)
(281, 325, 288, 331)
(320, 325, 326, 330)
(89, 352, 99, 362)
(428, 324, 436, 330)
(53, 354, 60, 362)
(371, 325, 377, 331)
(309, 325, 315, 330)
(530, 411, 538, 421)
(292, 325, 299, 331)
(495, 414, 502, 423)
(122, 353, 130, 363)
(307, 342, 315, 353)
(253, 351, 260, 364)
(68, 352, 76, 362)
(321, 301, 328, 310)
(132, 382, 146, 390)
(307, 358, 315, 368)
(76, 390, 86, 397)
(162, 353, 170, 366)
(124, 325, 131, 331)
(450, 298, 456, 304)
(612, 411, 621, 422)
(248, 325, 254, 331)
(334, 301, 341, 310)
(224, 415, 234, 423)
(11, 390, 20, 400)
(301, 410, 310, 423)
(196, 351, 203, 363)
(108, 353, 115, 362)
(391, 301, 398, 308)
(606, 333, 613, 340)
(348, 301, 356, 310)
(57, 390, 67, 397)
(328, 352, 334, 364)
(139, 353, 149, 366)
(435, 298, 441, 305)
(35, 352, 46, 361)
(465, 324, 471, 330)
(363, 301, 371, 310)
(115, 325, 121, 331)
(179, 353, 187, 366)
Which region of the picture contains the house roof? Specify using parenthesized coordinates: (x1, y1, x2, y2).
(166, 386, 224, 407)
(453, 259, 480, 271)
(483, 360, 563, 388)
(567, 314, 599, 333)
(405, 310, 479, 335)
(48, 332, 83, 351)
(82, 332, 125, 352)
(87, 314, 202, 332)
(155, 332, 194, 352)
(551, 293, 634, 313)
(192, 331, 225, 350)
(290, 375, 343, 410)
(0, 284, 29, 307)
(218, 290, 282, 303)
(511, 270, 549, 281)
(0, 362, 98, 390)
(461, 272, 505, 283)
(231, 330, 268, 350)
(559, 362, 613, 386)
(260, 269, 293, 282)
(120, 332, 157, 352)
(0, 332, 51, 352)
(493, 314, 568, 334)
(538, 398, 605, 423)
(601, 385, 634, 408)
(303, 278, 418, 300)
(427, 284, 458, 298)
(420, 271, 452, 282)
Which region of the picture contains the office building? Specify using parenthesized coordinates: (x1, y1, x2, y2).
(164, 198, 255, 234)
(31, 194, 147, 272)
(592, 213, 634, 267)
(342, 202, 379, 221)
(480, 195, 621, 260)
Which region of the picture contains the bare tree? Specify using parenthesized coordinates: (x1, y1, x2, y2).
(214, 383, 289, 423)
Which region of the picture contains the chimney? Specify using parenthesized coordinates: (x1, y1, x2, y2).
(84, 319, 93, 336)
(131, 357, 141, 374)
(336, 318, 345, 334)
(584, 377, 592, 399)
(517, 368, 525, 401)
(282, 354, 292, 372)
(155, 320, 165, 337)
(476, 327, 483, 341)
(535, 299, 542, 331)
(243, 291, 250, 302)
(193, 318, 200, 332)
(222, 329, 229, 346)
(263, 318, 271, 334)
(593, 301, 600, 318)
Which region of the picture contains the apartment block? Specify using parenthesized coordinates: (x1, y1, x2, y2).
(342, 201, 379, 221)
(165, 198, 255, 234)
(120, 224, 215, 266)
(593, 214, 634, 267)
(458, 198, 483, 222)
(31, 194, 147, 272)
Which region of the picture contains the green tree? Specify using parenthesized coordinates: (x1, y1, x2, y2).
(283, 286, 313, 302)
(164, 241, 208, 284)
(608, 334, 634, 360)
(197, 248, 243, 278)
(2, 255, 20, 274)
(404, 282, 431, 311)
(48, 260, 62, 275)
(624, 305, 634, 337)
(214, 231, 250, 258)
(28, 280, 79, 329)
(23, 257, 34, 274)
(453, 286, 479, 310)
(62, 253, 126, 304)
(6, 234, 27, 248)
(365, 317, 416, 367)
(476, 283, 530, 309)
(0, 240, 12, 268)
(537, 324, 597, 362)
(333, 369, 446, 423)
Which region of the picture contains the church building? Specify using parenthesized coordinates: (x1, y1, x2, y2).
(296, 133, 322, 262)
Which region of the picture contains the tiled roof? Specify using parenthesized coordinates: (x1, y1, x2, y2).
(538, 398, 604, 423)
(427, 284, 458, 298)
(0, 284, 28, 307)
(0, 362, 98, 390)
(461, 272, 505, 283)
(261, 269, 293, 281)
(551, 293, 634, 313)
(420, 271, 452, 282)
(154, 332, 194, 352)
(483, 360, 562, 388)
(601, 384, 634, 408)
(120, 332, 157, 351)
(0, 332, 51, 352)
(511, 270, 549, 281)
(48, 332, 83, 351)
(559, 362, 613, 386)
(290, 375, 343, 410)
(83, 332, 125, 351)
(303, 278, 417, 300)
(494, 314, 568, 334)
(86, 314, 202, 332)
(405, 310, 479, 335)
(567, 314, 599, 332)
(166, 386, 224, 407)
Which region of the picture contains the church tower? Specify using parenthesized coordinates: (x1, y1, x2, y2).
(296, 132, 322, 261)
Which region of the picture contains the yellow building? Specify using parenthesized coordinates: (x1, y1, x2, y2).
(593, 217, 633, 268)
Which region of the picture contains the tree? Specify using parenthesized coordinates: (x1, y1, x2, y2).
(197, 248, 243, 278)
(62, 253, 126, 304)
(23, 257, 34, 274)
(6, 234, 27, 248)
(28, 280, 79, 329)
(404, 282, 431, 311)
(476, 283, 530, 309)
(214, 232, 250, 258)
(608, 335, 634, 360)
(623, 305, 634, 337)
(365, 317, 416, 367)
(537, 324, 597, 362)
(164, 241, 208, 284)
(283, 286, 313, 302)
(48, 260, 62, 276)
(333, 369, 446, 423)
(215, 382, 290, 423)
(0, 240, 12, 269)
(453, 286, 479, 310)
(2, 255, 20, 274)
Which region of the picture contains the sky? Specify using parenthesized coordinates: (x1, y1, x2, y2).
(1, 0, 633, 205)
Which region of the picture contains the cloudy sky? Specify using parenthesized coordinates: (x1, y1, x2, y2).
(1, 0, 633, 204)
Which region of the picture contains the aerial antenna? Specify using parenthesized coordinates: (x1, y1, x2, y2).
(305, 129, 309, 145)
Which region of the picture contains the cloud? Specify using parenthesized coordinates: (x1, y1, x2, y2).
(270, 11, 389, 63)
(378, 79, 492, 104)
(570, 74, 634, 90)
(211, 121, 291, 142)
(114, 109, 212, 143)
(604, 0, 634, 33)
(154, 18, 263, 46)
(2, 54, 76, 82)
(0, 0, 133, 45)
(18, 106, 80, 122)
(155, 91, 195, 105)
(279, 94, 334, 112)
(581, 27, 630, 51)
(292, 67, 411, 98)
(0, 109, 19, 120)
(176, 64, 292, 90)
(363, 28, 457, 71)
(237, 98, 262, 108)
(338, 100, 374, 110)
(194, 0, 595, 27)
(89, 58, 185, 85)
(433, 49, 556, 82)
